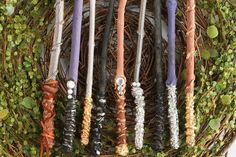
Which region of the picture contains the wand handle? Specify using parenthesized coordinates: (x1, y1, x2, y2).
(153, 0, 165, 151)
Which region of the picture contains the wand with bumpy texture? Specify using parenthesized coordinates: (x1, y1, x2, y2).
(40, 0, 64, 156)
(185, 0, 196, 147)
(131, 0, 147, 150)
(89, 0, 115, 155)
(115, 0, 129, 156)
(62, 0, 83, 152)
(166, 0, 179, 149)
(81, 0, 96, 146)
(153, 0, 165, 151)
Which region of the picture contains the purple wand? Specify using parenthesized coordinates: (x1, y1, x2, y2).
(166, 0, 179, 149)
(63, 0, 83, 152)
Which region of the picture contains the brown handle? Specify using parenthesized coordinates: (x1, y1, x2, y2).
(40, 80, 58, 157)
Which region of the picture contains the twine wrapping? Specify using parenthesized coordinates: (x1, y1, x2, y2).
(81, 96, 93, 145)
(185, 0, 196, 147)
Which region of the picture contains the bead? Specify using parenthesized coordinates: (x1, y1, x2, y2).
(68, 95, 73, 99)
(67, 80, 75, 89)
(68, 89, 73, 95)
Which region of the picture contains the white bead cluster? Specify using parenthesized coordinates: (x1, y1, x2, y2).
(67, 80, 76, 99)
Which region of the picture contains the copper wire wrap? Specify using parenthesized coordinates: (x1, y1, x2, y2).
(81, 96, 93, 145)
(40, 80, 58, 157)
(185, 0, 196, 147)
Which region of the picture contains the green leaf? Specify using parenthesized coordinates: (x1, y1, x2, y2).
(209, 118, 221, 130)
(201, 49, 211, 60)
(0, 109, 9, 121)
(221, 95, 232, 105)
(22, 97, 37, 109)
(210, 49, 219, 58)
(207, 25, 219, 38)
(6, 5, 15, 15)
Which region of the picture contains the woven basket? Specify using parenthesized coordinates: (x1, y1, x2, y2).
(41, 0, 235, 156)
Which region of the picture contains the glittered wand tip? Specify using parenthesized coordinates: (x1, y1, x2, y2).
(167, 85, 179, 149)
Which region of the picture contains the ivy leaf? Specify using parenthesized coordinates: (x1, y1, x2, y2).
(201, 49, 211, 60)
(207, 25, 219, 38)
(6, 5, 15, 15)
(210, 49, 219, 58)
(221, 95, 232, 105)
(209, 118, 221, 130)
(0, 109, 9, 121)
(22, 97, 37, 109)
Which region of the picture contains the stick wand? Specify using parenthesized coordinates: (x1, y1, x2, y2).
(131, 0, 147, 150)
(166, 0, 179, 149)
(40, 0, 64, 156)
(185, 0, 196, 147)
(153, 0, 165, 151)
(115, 0, 129, 156)
(62, 0, 83, 152)
(90, 0, 115, 155)
(81, 0, 96, 146)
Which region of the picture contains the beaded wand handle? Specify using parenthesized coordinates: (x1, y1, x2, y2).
(40, 0, 64, 156)
(166, 0, 179, 149)
(131, 0, 147, 150)
(89, 0, 115, 155)
(81, 0, 96, 146)
(62, 0, 83, 152)
(185, 0, 196, 147)
(115, 0, 128, 156)
(153, 0, 165, 151)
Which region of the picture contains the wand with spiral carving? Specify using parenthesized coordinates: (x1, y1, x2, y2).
(40, 0, 64, 156)
(62, 0, 83, 152)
